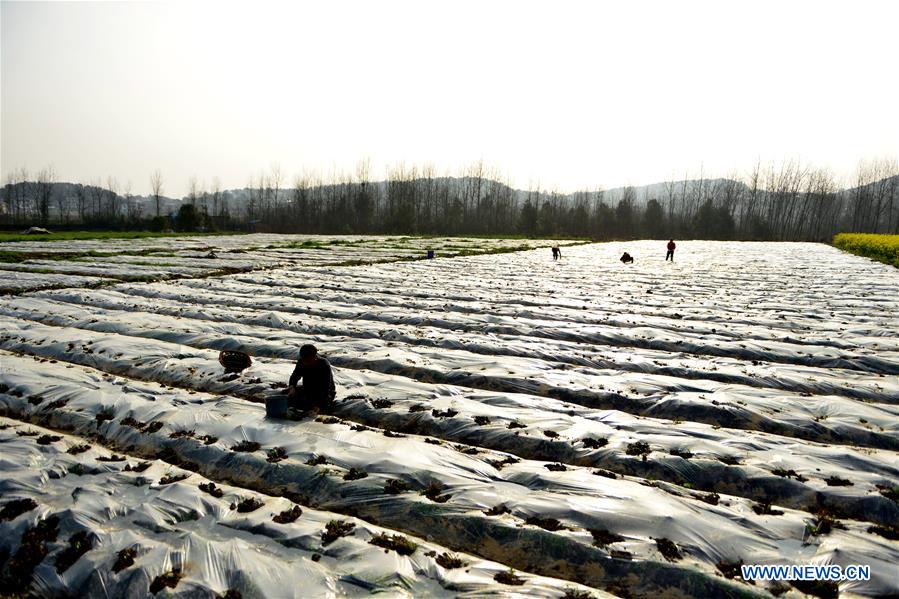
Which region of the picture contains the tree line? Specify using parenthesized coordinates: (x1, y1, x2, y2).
(2, 159, 897, 240)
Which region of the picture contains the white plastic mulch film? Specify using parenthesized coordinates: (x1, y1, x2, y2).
(0, 236, 897, 599)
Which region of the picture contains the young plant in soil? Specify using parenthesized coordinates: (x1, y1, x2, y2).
(266, 447, 288, 463)
(112, 547, 137, 573)
(717, 455, 743, 467)
(592, 469, 618, 479)
(494, 568, 524, 585)
(55, 530, 93, 573)
(305, 455, 328, 466)
(823, 476, 853, 487)
(654, 537, 681, 561)
(485, 504, 511, 516)
(36, 434, 62, 445)
(525, 516, 565, 531)
(66, 443, 91, 455)
(877, 484, 899, 502)
(771, 467, 807, 482)
(431, 408, 458, 418)
(322, 520, 355, 545)
(752, 502, 784, 516)
(626, 441, 651, 459)
(97, 454, 126, 462)
(384, 479, 412, 494)
(199, 482, 224, 498)
(0, 498, 38, 521)
(421, 481, 451, 503)
(700, 492, 720, 505)
(149, 569, 183, 594)
(716, 560, 745, 579)
(544, 462, 567, 472)
(589, 528, 624, 547)
(158, 473, 190, 485)
(235, 497, 264, 513)
(435, 552, 465, 569)
(120, 417, 145, 430)
(124, 462, 151, 473)
(487, 456, 520, 470)
(230, 440, 261, 453)
(272, 505, 302, 524)
(144, 421, 164, 434)
(343, 468, 368, 481)
(582, 437, 608, 449)
(368, 532, 417, 555)
(95, 408, 115, 423)
(3, 516, 60, 594)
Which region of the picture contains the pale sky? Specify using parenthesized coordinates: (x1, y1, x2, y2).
(2, 0, 898, 196)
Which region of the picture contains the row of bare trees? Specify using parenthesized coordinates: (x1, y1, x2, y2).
(2, 159, 897, 239)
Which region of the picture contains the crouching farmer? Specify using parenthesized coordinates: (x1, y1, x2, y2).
(287, 344, 336, 416)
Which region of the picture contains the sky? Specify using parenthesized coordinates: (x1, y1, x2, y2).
(2, 0, 898, 197)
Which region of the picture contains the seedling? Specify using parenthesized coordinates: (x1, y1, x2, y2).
(230, 440, 261, 452)
(236, 497, 264, 513)
(266, 447, 288, 463)
(368, 532, 417, 555)
(112, 547, 137, 573)
(0, 498, 38, 521)
(150, 569, 183, 594)
(589, 528, 624, 547)
(199, 482, 224, 498)
(494, 568, 524, 585)
(158, 473, 189, 485)
(525, 516, 565, 531)
(322, 520, 355, 545)
(343, 467, 368, 481)
(272, 505, 302, 524)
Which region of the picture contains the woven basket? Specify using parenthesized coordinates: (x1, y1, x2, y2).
(219, 350, 252, 372)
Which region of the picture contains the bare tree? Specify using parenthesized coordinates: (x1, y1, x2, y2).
(35, 166, 56, 225)
(105, 176, 119, 221)
(211, 176, 222, 219)
(150, 170, 164, 217)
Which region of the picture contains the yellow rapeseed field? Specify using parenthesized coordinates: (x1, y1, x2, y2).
(833, 233, 899, 267)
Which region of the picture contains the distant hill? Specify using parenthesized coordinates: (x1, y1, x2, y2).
(2, 174, 895, 219)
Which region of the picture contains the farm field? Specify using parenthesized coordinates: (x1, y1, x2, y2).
(0, 238, 897, 598)
(833, 233, 899, 268)
(0, 234, 574, 292)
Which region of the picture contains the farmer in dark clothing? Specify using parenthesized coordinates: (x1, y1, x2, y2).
(551, 246, 562, 260)
(666, 239, 676, 261)
(287, 344, 336, 415)
(620, 252, 634, 263)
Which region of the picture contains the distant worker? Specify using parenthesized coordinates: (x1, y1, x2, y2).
(620, 252, 634, 264)
(287, 344, 336, 416)
(666, 239, 676, 261)
(551, 246, 562, 260)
